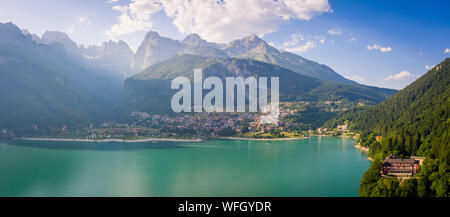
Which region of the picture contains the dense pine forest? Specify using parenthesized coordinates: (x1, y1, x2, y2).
(325, 58, 450, 197)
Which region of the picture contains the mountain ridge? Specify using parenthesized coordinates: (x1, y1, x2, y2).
(130, 32, 357, 84)
(0, 21, 397, 136)
(120, 54, 396, 115)
(0, 22, 121, 133)
(14, 22, 361, 85)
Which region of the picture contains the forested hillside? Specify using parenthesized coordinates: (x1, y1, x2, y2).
(326, 58, 450, 197)
(120, 54, 396, 115)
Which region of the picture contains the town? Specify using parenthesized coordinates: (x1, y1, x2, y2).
(0, 101, 361, 140)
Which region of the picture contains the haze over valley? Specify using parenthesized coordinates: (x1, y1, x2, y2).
(0, 21, 397, 135)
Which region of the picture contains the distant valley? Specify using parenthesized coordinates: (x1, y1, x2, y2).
(0, 21, 396, 136)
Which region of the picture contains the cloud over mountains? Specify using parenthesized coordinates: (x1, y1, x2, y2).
(385, 70, 414, 81)
(106, 0, 331, 43)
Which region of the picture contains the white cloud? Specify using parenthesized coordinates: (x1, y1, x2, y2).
(77, 15, 90, 24)
(315, 35, 325, 44)
(106, 0, 331, 42)
(367, 44, 392, 53)
(67, 24, 75, 34)
(282, 34, 304, 47)
(327, 28, 342, 35)
(66, 15, 91, 34)
(445, 48, 450, 53)
(366, 44, 380, 50)
(280, 33, 324, 53)
(107, 0, 120, 3)
(385, 71, 414, 81)
(380, 46, 392, 53)
(347, 37, 356, 42)
(283, 41, 317, 53)
(106, 5, 154, 38)
(345, 75, 365, 83)
(425, 65, 434, 70)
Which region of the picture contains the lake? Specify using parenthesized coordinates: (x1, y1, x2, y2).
(0, 136, 370, 196)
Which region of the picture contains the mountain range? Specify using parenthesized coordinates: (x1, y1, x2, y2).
(0, 22, 120, 133)
(121, 54, 396, 114)
(0, 21, 397, 132)
(24, 26, 358, 85)
(131, 32, 357, 84)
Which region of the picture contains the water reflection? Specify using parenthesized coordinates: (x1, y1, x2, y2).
(1, 139, 193, 151)
(0, 137, 370, 196)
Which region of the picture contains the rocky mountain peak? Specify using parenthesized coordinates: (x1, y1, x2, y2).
(182, 33, 202, 43)
(41, 30, 79, 52)
(144, 31, 161, 40)
(0, 22, 30, 44)
(224, 34, 267, 56)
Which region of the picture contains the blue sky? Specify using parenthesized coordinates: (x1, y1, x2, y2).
(0, 0, 449, 89)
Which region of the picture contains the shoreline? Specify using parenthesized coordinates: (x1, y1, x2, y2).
(354, 144, 369, 153)
(18, 137, 203, 143)
(14, 135, 351, 143)
(13, 134, 357, 143)
(354, 143, 373, 161)
(219, 136, 305, 141)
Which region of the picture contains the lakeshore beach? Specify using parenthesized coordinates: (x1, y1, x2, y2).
(220, 136, 305, 141)
(19, 137, 203, 143)
(354, 144, 369, 153)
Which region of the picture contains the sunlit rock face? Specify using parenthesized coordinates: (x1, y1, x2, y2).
(83, 40, 134, 78)
(131, 31, 184, 72)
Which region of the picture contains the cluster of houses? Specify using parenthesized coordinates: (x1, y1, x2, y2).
(312, 123, 349, 135)
(248, 121, 282, 133)
(75, 112, 252, 138)
(127, 107, 307, 134)
(9, 100, 361, 139)
(74, 107, 309, 139)
(81, 108, 355, 139)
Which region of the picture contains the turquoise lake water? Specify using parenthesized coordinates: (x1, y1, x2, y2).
(0, 136, 370, 196)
